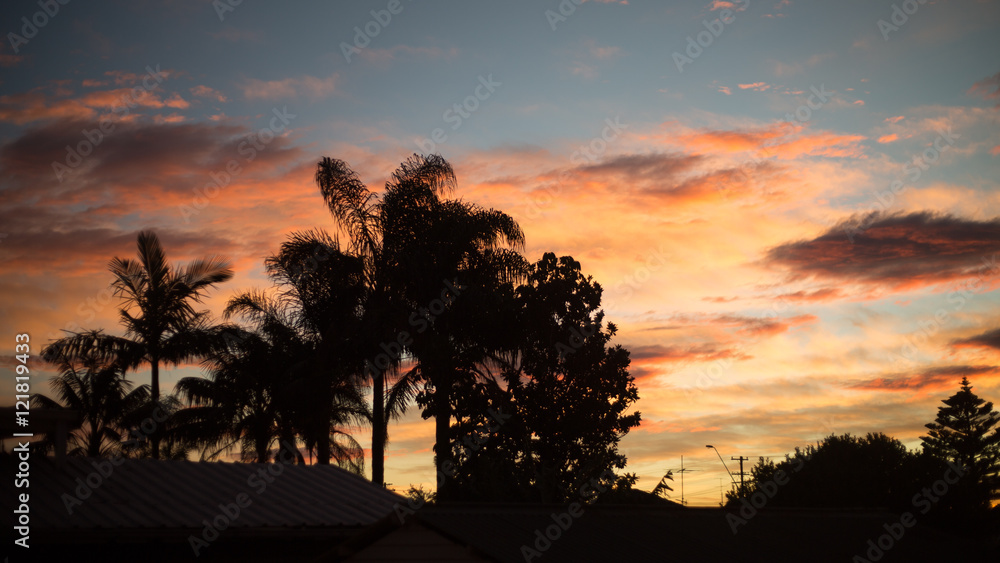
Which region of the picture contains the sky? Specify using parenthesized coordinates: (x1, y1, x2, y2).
(1, 0, 999, 506)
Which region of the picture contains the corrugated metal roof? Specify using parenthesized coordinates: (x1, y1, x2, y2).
(3, 454, 403, 535)
(339, 504, 993, 563)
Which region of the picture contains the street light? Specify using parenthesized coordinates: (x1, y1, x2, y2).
(705, 445, 737, 486)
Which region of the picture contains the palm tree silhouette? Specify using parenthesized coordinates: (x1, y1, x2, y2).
(396, 198, 527, 498)
(177, 230, 369, 468)
(315, 154, 526, 493)
(32, 345, 149, 457)
(44, 231, 233, 459)
(315, 155, 453, 485)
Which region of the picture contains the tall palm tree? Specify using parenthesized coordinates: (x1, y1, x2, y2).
(315, 156, 452, 486)
(32, 346, 149, 457)
(316, 154, 527, 492)
(386, 193, 527, 498)
(43, 231, 233, 459)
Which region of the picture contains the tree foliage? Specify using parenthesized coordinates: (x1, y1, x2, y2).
(445, 253, 641, 503)
(921, 377, 1000, 511)
(733, 433, 936, 511)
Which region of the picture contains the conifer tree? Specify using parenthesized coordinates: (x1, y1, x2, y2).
(921, 377, 1000, 509)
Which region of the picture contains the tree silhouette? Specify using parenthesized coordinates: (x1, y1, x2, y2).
(315, 154, 526, 488)
(445, 254, 640, 503)
(315, 156, 430, 486)
(387, 166, 527, 497)
(921, 377, 1000, 510)
(174, 325, 293, 463)
(31, 346, 148, 457)
(43, 231, 232, 459)
(734, 433, 934, 511)
(181, 231, 371, 468)
(510, 253, 639, 501)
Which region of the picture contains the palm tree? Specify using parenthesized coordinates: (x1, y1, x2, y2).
(388, 195, 527, 498)
(174, 325, 288, 463)
(316, 154, 527, 492)
(176, 231, 370, 469)
(315, 155, 449, 486)
(43, 231, 233, 459)
(32, 346, 149, 457)
(262, 230, 372, 467)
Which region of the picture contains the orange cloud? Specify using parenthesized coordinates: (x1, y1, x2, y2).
(877, 134, 899, 144)
(848, 365, 1000, 393)
(676, 123, 791, 153)
(0, 93, 95, 124)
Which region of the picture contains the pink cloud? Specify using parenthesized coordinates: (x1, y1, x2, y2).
(242, 73, 337, 101)
(190, 85, 228, 103)
(359, 45, 459, 65)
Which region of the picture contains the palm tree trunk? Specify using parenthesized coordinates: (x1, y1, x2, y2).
(89, 421, 101, 457)
(372, 369, 385, 486)
(316, 418, 332, 464)
(434, 367, 453, 500)
(150, 357, 160, 460)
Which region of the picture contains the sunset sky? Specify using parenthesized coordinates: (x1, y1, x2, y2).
(2, 0, 1000, 506)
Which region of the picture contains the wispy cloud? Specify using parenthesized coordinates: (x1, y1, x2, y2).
(242, 73, 337, 101)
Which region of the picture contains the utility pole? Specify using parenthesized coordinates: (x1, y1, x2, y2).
(719, 478, 724, 506)
(731, 456, 749, 496)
